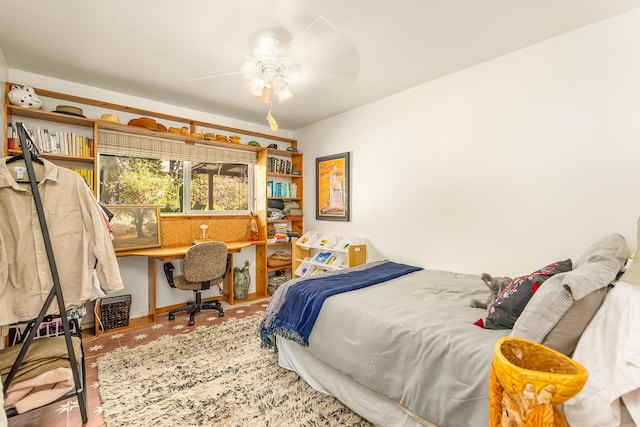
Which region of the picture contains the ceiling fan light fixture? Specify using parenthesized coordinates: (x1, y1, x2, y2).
(277, 88, 292, 102)
(256, 86, 271, 103)
(271, 75, 292, 102)
(248, 76, 266, 96)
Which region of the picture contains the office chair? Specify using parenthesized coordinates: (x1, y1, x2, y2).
(163, 241, 229, 326)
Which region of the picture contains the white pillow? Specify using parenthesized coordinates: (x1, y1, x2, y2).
(511, 233, 628, 355)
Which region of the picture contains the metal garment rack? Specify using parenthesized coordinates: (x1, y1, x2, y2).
(2, 122, 88, 423)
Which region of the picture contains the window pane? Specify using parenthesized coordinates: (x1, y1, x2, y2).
(189, 163, 249, 211)
(99, 155, 184, 213)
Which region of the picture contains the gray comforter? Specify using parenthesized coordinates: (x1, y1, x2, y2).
(304, 268, 510, 427)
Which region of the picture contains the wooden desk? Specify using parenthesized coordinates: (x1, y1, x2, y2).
(116, 241, 264, 325)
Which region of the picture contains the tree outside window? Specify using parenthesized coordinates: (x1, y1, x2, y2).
(99, 155, 252, 214)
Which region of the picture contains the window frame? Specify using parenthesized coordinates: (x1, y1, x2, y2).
(97, 155, 256, 216)
(182, 160, 255, 215)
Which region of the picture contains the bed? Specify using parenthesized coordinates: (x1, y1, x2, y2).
(260, 232, 640, 427)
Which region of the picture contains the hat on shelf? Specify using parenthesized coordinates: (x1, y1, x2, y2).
(128, 117, 167, 132)
(286, 146, 298, 152)
(267, 143, 278, 149)
(53, 105, 85, 117)
(248, 140, 261, 147)
(99, 113, 121, 124)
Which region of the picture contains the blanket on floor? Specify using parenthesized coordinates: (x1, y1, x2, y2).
(260, 260, 423, 347)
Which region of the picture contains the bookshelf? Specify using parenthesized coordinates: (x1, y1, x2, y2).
(291, 233, 366, 279)
(260, 147, 304, 292)
(3, 81, 305, 311)
(4, 103, 98, 192)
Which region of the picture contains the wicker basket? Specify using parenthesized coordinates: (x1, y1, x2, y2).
(99, 295, 132, 331)
(489, 336, 588, 426)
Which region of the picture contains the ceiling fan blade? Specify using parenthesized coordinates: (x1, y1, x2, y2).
(187, 70, 245, 82)
(285, 16, 360, 83)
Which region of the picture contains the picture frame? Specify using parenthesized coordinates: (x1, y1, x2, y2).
(106, 205, 162, 251)
(316, 152, 351, 221)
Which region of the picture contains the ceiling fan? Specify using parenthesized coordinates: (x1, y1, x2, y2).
(189, 16, 360, 130)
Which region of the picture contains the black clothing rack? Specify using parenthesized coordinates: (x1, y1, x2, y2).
(2, 122, 88, 423)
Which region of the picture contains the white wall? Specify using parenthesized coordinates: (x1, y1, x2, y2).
(295, 8, 640, 277)
(0, 49, 7, 150)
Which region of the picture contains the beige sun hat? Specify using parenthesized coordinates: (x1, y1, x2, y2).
(100, 113, 121, 124)
(53, 105, 85, 117)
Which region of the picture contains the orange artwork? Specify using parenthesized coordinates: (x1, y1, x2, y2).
(316, 152, 350, 221)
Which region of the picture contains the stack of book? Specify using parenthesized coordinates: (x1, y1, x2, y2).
(267, 157, 292, 174)
(267, 181, 298, 198)
(70, 168, 94, 186)
(27, 127, 94, 157)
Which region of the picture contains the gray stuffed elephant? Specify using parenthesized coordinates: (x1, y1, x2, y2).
(470, 273, 511, 309)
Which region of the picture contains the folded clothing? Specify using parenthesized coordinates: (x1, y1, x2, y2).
(0, 336, 82, 384)
(4, 366, 74, 414)
(267, 251, 292, 267)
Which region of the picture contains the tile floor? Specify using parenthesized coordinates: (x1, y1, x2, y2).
(6, 299, 269, 427)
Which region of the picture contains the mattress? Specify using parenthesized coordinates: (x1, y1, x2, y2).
(271, 267, 510, 427)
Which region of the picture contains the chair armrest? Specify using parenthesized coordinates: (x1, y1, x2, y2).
(163, 262, 176, 288)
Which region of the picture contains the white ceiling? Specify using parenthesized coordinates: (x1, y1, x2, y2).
(2, 0, 640, 131)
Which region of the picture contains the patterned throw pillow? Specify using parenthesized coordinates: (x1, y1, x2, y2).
(484, 259, 573, 329)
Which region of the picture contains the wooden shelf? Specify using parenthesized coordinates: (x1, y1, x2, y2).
(267, 265, 291, 272)
(6, 148, 95, 164)
(292, 239, 367, 278)
(97, 121, 264, 153)
(6, 105, 95, 128)
(267, 147, 302, 157)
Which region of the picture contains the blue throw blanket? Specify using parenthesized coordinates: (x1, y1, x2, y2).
(260, 260, 423, 347)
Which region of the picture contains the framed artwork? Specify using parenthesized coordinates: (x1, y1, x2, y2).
(316, 152, 351, 221)
(107, 205, 162, 251)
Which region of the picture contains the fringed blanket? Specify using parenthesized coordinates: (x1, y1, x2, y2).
(259, 260, 423, 347)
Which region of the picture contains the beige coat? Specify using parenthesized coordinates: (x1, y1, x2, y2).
(0, 158, 123, 325)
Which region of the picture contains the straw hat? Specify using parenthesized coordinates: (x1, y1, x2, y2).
(100, 113, 121, 124)
(128, 117, 159, 130)
(128, 117, 168, 132)
(53, 105, 85, 117)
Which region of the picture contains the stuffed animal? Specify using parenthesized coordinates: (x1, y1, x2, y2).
(471, 273, 512, 309)
(8, 85, 43, 109)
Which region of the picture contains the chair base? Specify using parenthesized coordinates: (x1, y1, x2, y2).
(168, 290, 224, 326)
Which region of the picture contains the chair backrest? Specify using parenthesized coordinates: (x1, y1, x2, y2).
(183, 241, 228, 283)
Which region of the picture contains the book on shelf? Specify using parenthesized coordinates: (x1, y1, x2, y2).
(268, 182, 297, 199)
(30, 127, 93, 158)
(70, 167, 94, 186)
(312, 252, 332, 264)
(311, 251, 344, 267)
(296, 231, 318, 248)
(268, 157, 293, 174)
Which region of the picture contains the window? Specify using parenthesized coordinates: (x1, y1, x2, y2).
(99, 155, 184, 213)
(187, 162, 251, 212)
(100, 156, 254, 214)
(97, 130, 256, 214)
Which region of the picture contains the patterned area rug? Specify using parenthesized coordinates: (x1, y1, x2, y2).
(96, 313, 372, 426)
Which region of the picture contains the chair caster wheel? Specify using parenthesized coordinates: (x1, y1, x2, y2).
(168, 314, 175, 321)
(219, 312, 225, 318)
(188, 320, 195, 326)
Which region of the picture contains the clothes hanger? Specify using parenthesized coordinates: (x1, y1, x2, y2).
(6, 153, 44, 165)
(6, 122, 43, 165)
